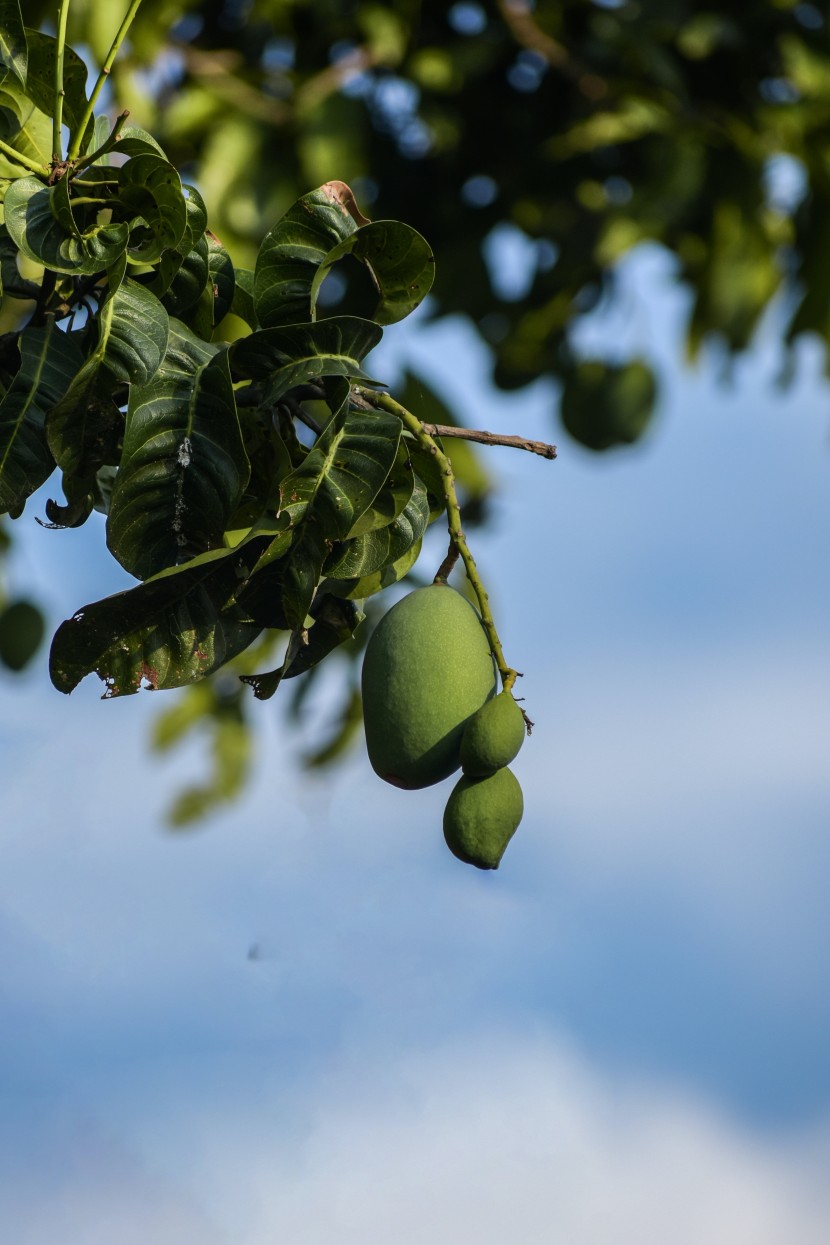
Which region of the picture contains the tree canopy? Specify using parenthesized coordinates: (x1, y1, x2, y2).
(2, 0, 828, 822)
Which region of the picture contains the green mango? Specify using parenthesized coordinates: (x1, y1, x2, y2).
(361, 583, 496, 788)
(0, 599, 45, 672)
(443, 767, 524, 870)
(460, 689, 526, 776)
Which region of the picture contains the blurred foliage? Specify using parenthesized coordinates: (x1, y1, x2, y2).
(26, 0, 830, 436)
(12, 0, 830, 820)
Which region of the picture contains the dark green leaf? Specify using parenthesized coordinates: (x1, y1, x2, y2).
(49, 537, 274, 697)
(5, 175, 129, 274)
(107, 330, 250, 580)
(347, 439, 414, 537)
(118, 154, 188, 264)
(230, 316, 382, 403)
(231, 267, 256, 327)
(324, 474, 430, 578)
(326, 536, 423, 602)
(242, 592, 364, 700)
(48, 278, 170, 481)
(253, 180, 370, 329)
(279, 392, 402, 540)
(0, 323, 83, 515)
(207, 231, 235, 325)
(0, 597, 44, 671)
(311, 219, 434, 325)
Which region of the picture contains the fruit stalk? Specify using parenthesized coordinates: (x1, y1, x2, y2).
(353, 387, 518, 693)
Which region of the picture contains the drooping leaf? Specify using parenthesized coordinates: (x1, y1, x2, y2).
(237, 522, 328, 633)
(0, 322, 83, 516)
(5, 175, 129, 274)
(49, 536, 276, 697)
(230, 316, 382, 403)
(324, 474, 430, 578)
(107, 327, 250, 580)
(253, 180, 370, 329)
(242, 592, 365, 700)
(47, 278, 170, 481)
(23, 30, 92, 153)
(161, 235, 209, 317)
(0, 2, 26, 87)
(0, 221, 37, 298)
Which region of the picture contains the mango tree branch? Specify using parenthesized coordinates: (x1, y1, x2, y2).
(353, 386, 520, 693)
(67, 0, 145, 161)
(420, 423, 556, 459)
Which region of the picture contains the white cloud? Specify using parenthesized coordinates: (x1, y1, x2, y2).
(9, 1034, 825, 1245)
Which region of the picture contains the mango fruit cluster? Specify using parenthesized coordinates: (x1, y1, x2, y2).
(362, 584, 525, 869)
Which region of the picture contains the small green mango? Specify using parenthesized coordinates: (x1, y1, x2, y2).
(460, 689, 526, 776)
(361, 584, 496, 789)
(443, 767, 524, 870)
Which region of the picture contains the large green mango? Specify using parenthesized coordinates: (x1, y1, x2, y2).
(361, 584, 497, 788)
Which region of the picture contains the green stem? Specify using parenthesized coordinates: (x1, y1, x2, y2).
(67, 0, 145, 161)
(53, 0, 72, 161)
(0, 138, 48, 174)
(356, 387, 519, 693)
(74, 110, 130, 172)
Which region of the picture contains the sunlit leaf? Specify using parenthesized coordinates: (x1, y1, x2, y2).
(23, 29, 92, 151)
(0, 2, 26, 87)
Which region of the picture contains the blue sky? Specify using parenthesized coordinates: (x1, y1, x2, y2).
(1, 244, 830, 1242)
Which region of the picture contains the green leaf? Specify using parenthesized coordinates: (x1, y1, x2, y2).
(106, 125, 167, 161)
(47, 279, 170, 481)
(347, 439, 415, 537)
(117, 154, 188, 264)
(49, 537, 273, 697)
(0, 322, 83, 515)
(5, 175, 129, 274)
(236, 523, 327, 633)
(207, 231, 235, 325)
(254, 180, 370, 329)
(149, 183, 208, 299)
(0, 79, 49, 176)
(0, 2, 26, 87)
(326, 536, 423, 602)
(279, 389, 402, 539)
(0, 220, 37, 298)
(230, 316, 382, 403)
(107, 329, 250, 580)
(24, 30, 92, 152)
(253, 181, 434, 330)
(324, 474, 429, 578)
(231, 267, 256, 327)
(310, 219, 435, 325)
(161, 236, 209, 317)
(242, 593, 365, 700)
